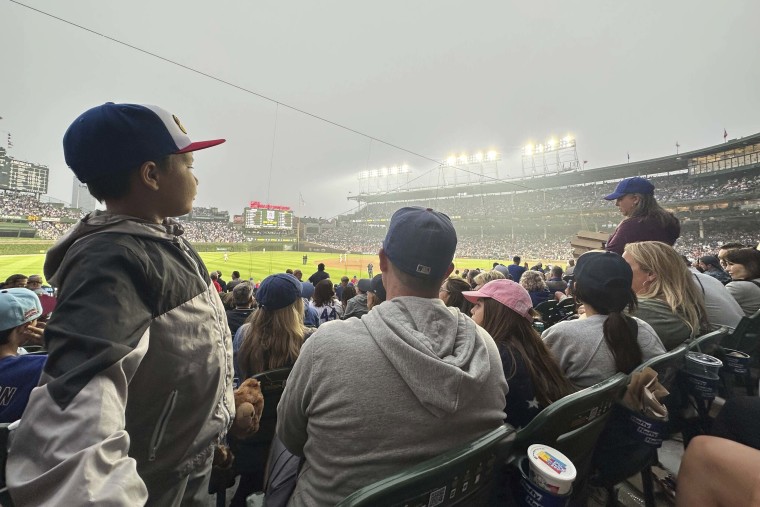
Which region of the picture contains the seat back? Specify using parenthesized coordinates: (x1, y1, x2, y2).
(249, 367, 293, 444)
(637, 344, 689, 391)
(534, 300, 557, 321)
(512, 373, 628, 481)
(687, 327, 730, 356)
(230, 367, 294, 476)
(336, 425, 516, 507)
(722, 309, 760, 354)
(590, 352, 688, 503)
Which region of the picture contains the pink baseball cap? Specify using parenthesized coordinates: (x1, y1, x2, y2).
(462, 279, 533, 321)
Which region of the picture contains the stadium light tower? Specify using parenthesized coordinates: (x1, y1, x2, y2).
(357, 164, 411, 194)
(438, 148, 501, 186)
(521, 134, 579, 177)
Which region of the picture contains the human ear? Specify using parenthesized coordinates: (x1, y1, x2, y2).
(378, 249, 389, 272)
(138, 161, 161, 191)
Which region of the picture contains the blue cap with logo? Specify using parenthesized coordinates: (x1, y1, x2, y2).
(63, 102, 225, 183)
(256, 273, 302, 310)
(604, 177, 655, 200)
(0, 288, 43, 332)
(383, 207, 457, 279)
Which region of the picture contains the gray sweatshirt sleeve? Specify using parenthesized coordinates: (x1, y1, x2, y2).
(276, 335, 316, 457)
(7, 332, 151, 506)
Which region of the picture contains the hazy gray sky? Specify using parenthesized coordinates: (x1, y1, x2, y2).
(2, 0, 759, 219)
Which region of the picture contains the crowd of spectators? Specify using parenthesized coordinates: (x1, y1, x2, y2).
(180, 220, 247, 243)
(346, 174, 760, 220)
(0, 194, 82, 220)
(1, 169, 759, 261)
(308, 224, 756, 263)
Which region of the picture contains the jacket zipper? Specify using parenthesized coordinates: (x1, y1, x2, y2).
(149, 389, 177, 461)
(173, 237, 234, 430)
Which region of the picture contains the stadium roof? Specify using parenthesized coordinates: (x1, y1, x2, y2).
(351, 131, 760, 203)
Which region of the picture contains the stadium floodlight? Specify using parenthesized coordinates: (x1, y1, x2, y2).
(536, 144, 544, 153)
(523, 144, 534, 156)
(547, 138, 557, 150)
(442, 149, 500, 167)
(358, 163, 412, 181)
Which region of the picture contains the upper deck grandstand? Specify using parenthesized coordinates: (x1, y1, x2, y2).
(321, 132, 760, 259)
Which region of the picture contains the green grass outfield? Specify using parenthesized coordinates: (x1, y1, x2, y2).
(1, 250, 564, 285)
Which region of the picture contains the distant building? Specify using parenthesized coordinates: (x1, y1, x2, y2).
(70, 177, 97, 212)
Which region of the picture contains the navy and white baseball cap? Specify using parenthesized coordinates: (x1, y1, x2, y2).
(383, 207, 457, 280)
(604, 177, 655, 200)
(0, 288, 43, 332)
(63, 102, 225, 183)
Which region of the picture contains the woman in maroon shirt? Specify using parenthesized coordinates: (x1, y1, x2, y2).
(604, 176, 680, 255)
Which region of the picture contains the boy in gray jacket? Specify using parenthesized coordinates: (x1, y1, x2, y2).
(7, 103, 233, 506)
(277, 207, 508, 506)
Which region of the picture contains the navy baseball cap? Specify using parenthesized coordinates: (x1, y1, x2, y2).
(574, 251, 633, 312)
(63, 102, 225, 183)
(604, 177, 655, 200)
(256, 274, 302, 310)
(356, 279, 372, 293)
(368, 274, 387, 301)
(383, 207, 457, 279)
(300, 281, 315, 299)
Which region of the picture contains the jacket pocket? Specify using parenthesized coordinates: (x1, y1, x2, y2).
(148, 389, 177, 461)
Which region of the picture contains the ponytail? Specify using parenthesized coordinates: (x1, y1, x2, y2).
(603, 312, 642, 374)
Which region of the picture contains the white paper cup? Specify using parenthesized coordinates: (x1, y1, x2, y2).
(527, 444, 577, 496)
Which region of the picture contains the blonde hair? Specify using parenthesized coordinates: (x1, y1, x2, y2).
(238, 297, 306, 377)
(520, 270, 548, 292)
(624, 241, 708, 338)
(473, 269, 506, 288)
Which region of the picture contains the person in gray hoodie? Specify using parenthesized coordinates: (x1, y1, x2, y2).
(277, 207, 508, 506)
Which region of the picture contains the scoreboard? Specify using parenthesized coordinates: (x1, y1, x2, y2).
(0, 153, 49, 194)
(244, 201, 293, 230)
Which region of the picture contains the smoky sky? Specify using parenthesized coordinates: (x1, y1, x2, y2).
(2, 0, 759, 219)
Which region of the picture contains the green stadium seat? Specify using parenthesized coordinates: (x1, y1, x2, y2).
(510, 373, 628, 504)
(225, 367, 294, 506)
(593, 345, 690, 507)
(719, 311, 760, 396)
(336, 424, 516, 507)
(687, 326, 731, 357)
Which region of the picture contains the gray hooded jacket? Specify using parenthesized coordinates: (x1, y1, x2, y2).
(7, 211, 234, 505)
(277, 296, 508, 506)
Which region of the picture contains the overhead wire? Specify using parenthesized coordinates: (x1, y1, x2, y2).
(9, 0, 566, 202)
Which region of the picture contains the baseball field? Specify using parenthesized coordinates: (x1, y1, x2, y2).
(2, 249, 542, 285)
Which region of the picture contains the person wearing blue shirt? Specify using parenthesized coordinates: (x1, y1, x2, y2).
(508, 255, 526, 283)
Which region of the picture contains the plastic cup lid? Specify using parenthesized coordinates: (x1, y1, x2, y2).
(686, 352, 723, 367)
(527, 444, 577, 482)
